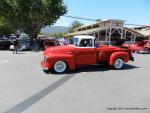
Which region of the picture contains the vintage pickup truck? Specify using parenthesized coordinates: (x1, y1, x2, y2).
(41, 35, 134, 73)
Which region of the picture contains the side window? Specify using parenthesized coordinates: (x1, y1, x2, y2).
(79, 39, 92, 47)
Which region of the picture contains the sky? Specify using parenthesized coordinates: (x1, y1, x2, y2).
(54, 0, 150, 27)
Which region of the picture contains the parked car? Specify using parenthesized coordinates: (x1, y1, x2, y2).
(41, 35, 134, 73)
(43, 39, 60, 50)
(9, 38, 30, 51)
(8, 34, 16, 41)
(123, 40, 149, 53)
(42, 38, 66, 50)
(18, 38, 30, 51)
(142, 41, 150, 53)
(0, 36, 12, 50)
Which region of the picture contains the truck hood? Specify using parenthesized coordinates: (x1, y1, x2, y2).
(44, 45, 75, 55)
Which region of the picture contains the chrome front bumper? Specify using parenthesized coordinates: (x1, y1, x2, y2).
(41, 60, 49, 70)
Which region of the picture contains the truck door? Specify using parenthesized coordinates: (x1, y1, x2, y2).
(75, 39, 97, 65)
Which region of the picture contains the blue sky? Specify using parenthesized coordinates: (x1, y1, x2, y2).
(54, 0, 150, 27)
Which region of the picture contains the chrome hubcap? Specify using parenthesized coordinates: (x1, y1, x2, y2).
(54, 61, 66, 73)
(114, 59, 123, 69)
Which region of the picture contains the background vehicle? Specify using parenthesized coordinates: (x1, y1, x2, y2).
(0, 36, 12, 50)
(142, 41, 150, 53)
(42, 37, 68, 50)
(43, 38, 60, 50)
(18, 38, 30, 51)
(123, 40, 149, 53)
(41, 35, 134, 73)
(9, 34, 31, 51)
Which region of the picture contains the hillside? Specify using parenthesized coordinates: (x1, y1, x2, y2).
(41, 26, 69, 34)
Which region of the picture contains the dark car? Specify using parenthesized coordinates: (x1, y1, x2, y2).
(0, 36, 12, 50)
(43, 38, 64, 50)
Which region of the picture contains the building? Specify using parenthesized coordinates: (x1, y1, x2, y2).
(133, 26, 150, 40)
(66, 19, 144, 43)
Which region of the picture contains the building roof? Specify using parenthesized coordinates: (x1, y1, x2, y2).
(65, 19, 145, 37)
(74, 19, 125, 31)
(136, 30, 150, 36)
(66, 27, 105, 36)
(125, 27, 144, 37)
(66, 27, 144, 37)
(134, 25, 150, 30)
(132, 26, 150, 37)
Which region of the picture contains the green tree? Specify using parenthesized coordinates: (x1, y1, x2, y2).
(50, 32, 67, 37)
(0, 0, 67, 44)
(0, 16, 15, 36)
(39, 32, 45, 35)
(69, 20, 83, 33)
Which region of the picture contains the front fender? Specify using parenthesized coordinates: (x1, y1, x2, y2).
(109, 52, 129, 66)
(49, 54, 76, 70)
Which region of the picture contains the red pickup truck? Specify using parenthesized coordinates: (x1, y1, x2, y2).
(41, 35, 134, 73)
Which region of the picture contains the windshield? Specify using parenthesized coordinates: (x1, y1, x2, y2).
(70, 37, 79, 46)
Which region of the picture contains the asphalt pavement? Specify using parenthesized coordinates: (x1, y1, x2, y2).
(0, 51, 150, 113)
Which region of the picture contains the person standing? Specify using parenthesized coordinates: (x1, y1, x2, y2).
(63, 37, 68, 45)
(13, 39, 18, 54)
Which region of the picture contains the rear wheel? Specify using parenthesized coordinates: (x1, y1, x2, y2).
(114, 58, 124, 69)
(53, 61, 67, 73)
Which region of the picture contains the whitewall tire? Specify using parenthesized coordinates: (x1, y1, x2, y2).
(53, 61, 67, 73)
(114, 58, 124, 69)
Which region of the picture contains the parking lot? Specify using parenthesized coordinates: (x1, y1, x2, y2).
(0, 51, 150, 113)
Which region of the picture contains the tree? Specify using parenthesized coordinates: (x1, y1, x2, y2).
(50, 32, 67, 37)
(68, 20, 83, 33)
(0, 0, 67, 44)
(0, 16, 15, 36)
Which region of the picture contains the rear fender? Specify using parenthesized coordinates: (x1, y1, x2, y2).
(109, 52, 129, 66)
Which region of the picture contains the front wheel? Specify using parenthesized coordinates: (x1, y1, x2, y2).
(53, 61, 67, 73)
(114, 58, 124, 69)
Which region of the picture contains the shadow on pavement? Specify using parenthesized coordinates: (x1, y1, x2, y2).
(2, 74, 75, 113)
(13, 52, 25, 54)
(74, 64, 139, 73)
(122, 64, 139, 70)
(44, 64, 139, 75)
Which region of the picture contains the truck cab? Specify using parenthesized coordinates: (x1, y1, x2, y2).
(71, 35, 96, 47)
(71, 35, 97, 65)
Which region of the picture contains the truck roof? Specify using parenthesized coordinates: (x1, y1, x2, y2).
(73, 35, 95, 40)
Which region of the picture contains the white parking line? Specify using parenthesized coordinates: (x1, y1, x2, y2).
(0, 59, 9, 64)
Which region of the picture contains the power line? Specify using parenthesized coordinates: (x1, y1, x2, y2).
(64, 15, 97, 21)
(63, 15, 147, 27)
